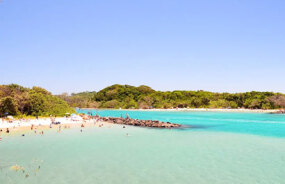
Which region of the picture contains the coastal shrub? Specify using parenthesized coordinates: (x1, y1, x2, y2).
(267, 95, 285, 108)
(101, 100, 121, 108)
(0, 96, 19, 116)
(0, 84, 75, 117)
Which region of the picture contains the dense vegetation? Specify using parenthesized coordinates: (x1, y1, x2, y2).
(3, 83, 283, 117)
(57, 92, 97, 108)
(0, 84, 75, 117)
(61, 84, 285, 109)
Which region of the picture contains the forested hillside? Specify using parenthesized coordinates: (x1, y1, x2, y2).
(61, 84, 285, 109)
(57, 91, 97, 108)
(0, 84, 75, 117)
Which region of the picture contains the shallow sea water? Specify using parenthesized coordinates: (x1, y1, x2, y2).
(1, 110, 285, 184)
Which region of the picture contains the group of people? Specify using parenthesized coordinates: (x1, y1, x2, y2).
(30, 124, 44, 135)
(0, 113, 131, 140)
(0, 128, 10, 134)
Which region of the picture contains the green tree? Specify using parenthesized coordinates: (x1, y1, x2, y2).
(0, 96, 19, 116)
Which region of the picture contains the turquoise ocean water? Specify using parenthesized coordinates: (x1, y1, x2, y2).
(1, 110, 285, 184)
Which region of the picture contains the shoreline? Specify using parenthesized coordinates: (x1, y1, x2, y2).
(0, 117, 111, 135)
(79, 108, 279, 113)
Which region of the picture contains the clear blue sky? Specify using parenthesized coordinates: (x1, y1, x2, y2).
(0, 0, 284, 94)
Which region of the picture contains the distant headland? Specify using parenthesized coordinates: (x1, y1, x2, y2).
(60, 84, 285, 111)
(1, 84, 285, 117)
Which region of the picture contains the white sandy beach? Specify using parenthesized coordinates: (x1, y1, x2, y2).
(0, 117, 107, 130)
(0, 118, 70, 129)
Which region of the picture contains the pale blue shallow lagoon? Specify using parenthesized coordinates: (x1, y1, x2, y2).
(1, 110, 285, 184)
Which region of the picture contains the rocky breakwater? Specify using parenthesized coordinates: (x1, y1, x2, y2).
(99, 117, 181, 128)
(270, 110, 285, 114)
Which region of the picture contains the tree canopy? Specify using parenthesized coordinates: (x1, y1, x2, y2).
(59, 84, 285, 110)
(0, 84, 75, 117)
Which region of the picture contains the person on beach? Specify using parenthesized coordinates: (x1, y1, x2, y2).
(6, 128, 9, 133)
(80, 123, 85, 132)
(50, 116, 54, 124)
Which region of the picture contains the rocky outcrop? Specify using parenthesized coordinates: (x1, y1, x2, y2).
(270, 110, 285, 114)
(99, 117, 181, 128)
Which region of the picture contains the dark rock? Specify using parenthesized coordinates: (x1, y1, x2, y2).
(100, 117, 181, 128)
(270, 110, 285, 114)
